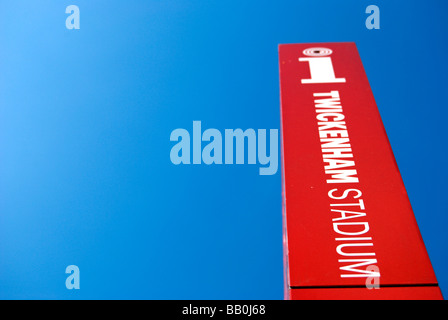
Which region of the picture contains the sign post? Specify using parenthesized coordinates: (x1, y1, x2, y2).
(279, 42, 443, 300)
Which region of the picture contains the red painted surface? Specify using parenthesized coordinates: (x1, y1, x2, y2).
(290, 287, 443, 300)
(279, 42, 442, 300)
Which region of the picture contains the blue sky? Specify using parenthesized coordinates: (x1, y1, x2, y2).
(0, 0, 447, 299)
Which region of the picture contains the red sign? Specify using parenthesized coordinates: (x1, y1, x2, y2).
(279, 42, 443, 300)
